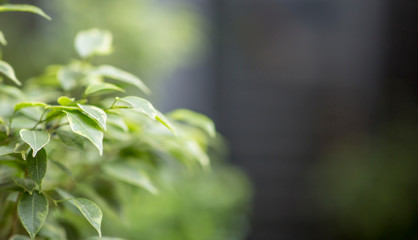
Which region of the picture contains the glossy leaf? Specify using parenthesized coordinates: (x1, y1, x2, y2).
(91, 65, 150, 94)
(0, 4, 51, 20)
(78, 104, 107, 131)
(14, 102, 47, 112)
(26, 148, 47, 186)
(156, 111, 176, 135)
(56, 129, 84, 150)
(0, 30, 6, 45)
(71, 198, 103, 237)
(168, 109, 216, 137)
(75, 29, 112, 58)
(103, 163, 158, 194)
(17, 191, 49, 239)
(0, 60, 21, 86)
(14, 178, 36, 194)
(20, 130, 50, 157)
(64, 111, 103, 155)
(116, 96, 157, 119)
(84, 82, 124, 96)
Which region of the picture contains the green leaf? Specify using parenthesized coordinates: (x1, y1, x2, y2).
(14, 102, 47, 112)
(168, 109, 216, 137)
(56, 129, 84, 150)
(90, 65, 150, 94)
(156, 111, 176, 135)
(64, 111, 103, 155)
(106, 114, 128, 132)
(0, 146, 14, 156)
(116, 96, 157, 119)
(45, 105, 79, 111)
(71, 198, 103, 237)
(85, 82, 124, 96)
(57, 96, 75, 106)
(26, 148, 47, 186)
(75, 29, 113, 58)
(57, 66, 81, 91)
(103, 163, 158, 194)
(49, 159, 74, 179)
(8, 234, 31, 240)
(14, 142, 29, 160)
(78, 104, 107, 131)
(0, 30, 6, 45)
(0, 4, 51, 20)
(0, 60, 21, 86)
(20, 130, 50, 157)
(14, 178, 36, 194)
(17, 191, 49, 239)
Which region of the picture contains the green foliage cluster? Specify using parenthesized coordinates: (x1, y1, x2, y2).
(0, 4, 250, 240)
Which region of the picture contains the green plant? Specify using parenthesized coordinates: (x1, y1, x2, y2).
(0, 3, 247, 240)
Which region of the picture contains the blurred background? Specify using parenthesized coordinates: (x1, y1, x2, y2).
(1, 0, 417, 239)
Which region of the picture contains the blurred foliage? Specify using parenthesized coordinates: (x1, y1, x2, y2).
(0, 0, 203, 82)
(312, 122, 418, 239)
(0, 2, 250, 240)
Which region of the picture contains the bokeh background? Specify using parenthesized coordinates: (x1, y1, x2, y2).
(1, 0, 417, 239)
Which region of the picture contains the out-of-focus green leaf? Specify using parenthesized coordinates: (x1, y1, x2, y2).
(106, 114, 128, 132)
(17, 191, 49, 239)
(56, 129, 84, 150)
(14, 178, 36, 194)
(168, 109, 216, 137)
(90, 65, 150, 94)
(0, 146, 14, 156)
(19, 130, 50, 157)
(75, 29, 113, 58)
(0, 4, 51, 20)
(64, 111, 103, 155)
(116, 96, 157, 119)
(78, 104, 107, 131)
(0, 30, 6, 45)
(156, 111, 176, 135)
(14, 102, 47, 112)
(14, 142, 29, 160)
(8, 234, 31, 240)
(49, 159, 74, 180)
(57, 66, 82, 91)
(39, 223, 67, 240)
(103, 163, 158, 194)
(85, 82, 124, 96)
(26, 148, 47, 186)
(0, 60, 21, 86)
(57, 96, 75, 106)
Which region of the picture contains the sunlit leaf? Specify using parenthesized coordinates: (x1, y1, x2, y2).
(64, 111, 103, 155)
(156, 111, 176, 135)
(85, 82, 124, 96)
(78, 104, 107, 131)
(116, 96, 157, 119)
(75, 29, 113, 58)
(90, 65, 150, 94)
(71, 198, 103, 237)
(19, 130, 50, 157)
(103, 163, 158, 194)
(17, 191, 49, 239)
(26, 148, 47, 186)
(0, 4, 51, 20)
(168, 109, 216, 137)
(0, 60, 21, 86)
(14, 102, 47, 112)
(57, 96, 75, 106)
